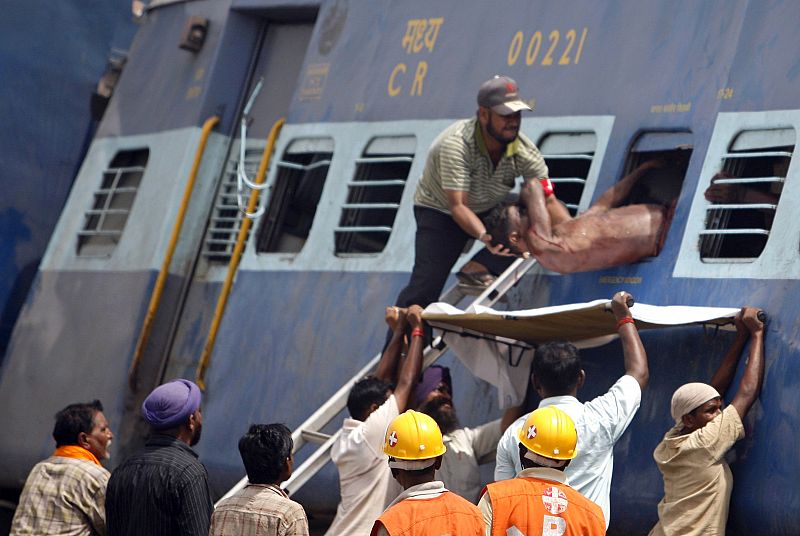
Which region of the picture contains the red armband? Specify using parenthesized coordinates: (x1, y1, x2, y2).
(411, 327, 424, 338)
(616, 316, 635, 329)
(539, 178, 555, 197)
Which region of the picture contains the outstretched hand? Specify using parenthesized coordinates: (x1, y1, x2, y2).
(407, 305, 424, 328)
(480, 233, 514, 256)
(610, 291, 633, 320)
(736, 306, 765, 334)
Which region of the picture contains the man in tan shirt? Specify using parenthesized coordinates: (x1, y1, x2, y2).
(649, 307, 765, 536)
(210, 424, 309, 536)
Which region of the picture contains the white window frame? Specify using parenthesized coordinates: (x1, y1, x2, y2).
(675, 111, 799, 279)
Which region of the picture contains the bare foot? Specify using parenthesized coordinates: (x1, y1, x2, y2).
(385, 306, 407, 332)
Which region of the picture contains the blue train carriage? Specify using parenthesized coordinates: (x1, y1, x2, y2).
(1, 0, 798, 533)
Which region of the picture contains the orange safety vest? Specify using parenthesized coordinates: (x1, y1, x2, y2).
(482, 477, 606, 536)
(372, 490, 484, 536)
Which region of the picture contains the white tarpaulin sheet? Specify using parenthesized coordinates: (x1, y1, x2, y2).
(423, 299, 740, 408)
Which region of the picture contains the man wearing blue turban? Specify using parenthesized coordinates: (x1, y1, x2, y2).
(106, 379, 213, 536)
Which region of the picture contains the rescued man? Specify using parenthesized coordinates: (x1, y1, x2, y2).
(324, 305, 425, 536)
(649, 307, 765, 536)
(413, 365, 523, 503)
(479, 406, 606, 535)
(106, 379, 212, 536)
(11, 400, 113, 536)
(392, 74, 567, 310)
(485, 158, 670, 273)
(370, 409, 484, 536)
(211, 423, 309, 536)
(494, 290, 647, 527)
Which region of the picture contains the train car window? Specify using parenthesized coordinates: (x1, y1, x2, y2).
(537, 132, 596, 216)
(699, 128, 793, 262)
(76, 148, 149, 257)
(623, 131, 692, 207)
(255, 138, 334, 254)
(334, 136, 415, 256)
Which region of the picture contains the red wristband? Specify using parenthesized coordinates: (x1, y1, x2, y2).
(411, 327, 424, 338)
(540, 178, 554, 197)
(616, 316, 635, 329)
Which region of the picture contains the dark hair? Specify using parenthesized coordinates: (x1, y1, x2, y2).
(238, 423, 293, 484)
(483, 203, 520, 252)
(390, 464, 437, 480)
(52, 400, 103, 447)
(532, 342, 582, 394)
(347, 376, 392, 421)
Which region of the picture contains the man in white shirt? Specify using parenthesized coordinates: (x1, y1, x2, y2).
(494, 291, 648, 527)
(324, 306, 425, 536)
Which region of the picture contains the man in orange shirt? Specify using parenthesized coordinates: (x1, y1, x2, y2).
(371, 410, 484, 536)
(479, 406, 606, 535)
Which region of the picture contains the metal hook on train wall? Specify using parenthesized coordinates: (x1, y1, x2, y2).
(237, 77, 268, 219)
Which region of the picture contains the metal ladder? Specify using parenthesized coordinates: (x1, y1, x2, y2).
(217, 256, 538, 503)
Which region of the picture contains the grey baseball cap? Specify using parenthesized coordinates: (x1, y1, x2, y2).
(477, 75, 532, 115)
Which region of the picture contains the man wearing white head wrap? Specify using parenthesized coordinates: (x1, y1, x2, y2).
(670, 383, 721, 425)
(649, 307, 765, 536)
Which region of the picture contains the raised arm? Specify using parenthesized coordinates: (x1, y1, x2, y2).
(708, 310, 750, 394)
(374, 307, 407, 382)
(524, 177, 573, 225)
(728, 308, 766, 419)
(610, 291, 649, 389)
(392, 305, 426, 412)
(519, 177, 555, 246)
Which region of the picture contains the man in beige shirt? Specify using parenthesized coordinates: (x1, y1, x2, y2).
(649, 307, 765, 536)
(210, 424, 309, 536)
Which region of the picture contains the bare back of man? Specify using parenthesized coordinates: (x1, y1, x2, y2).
(490, 159, 671, 273)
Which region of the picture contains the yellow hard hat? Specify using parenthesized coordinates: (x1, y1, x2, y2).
(383, 410, 446, 461)
(518, 406, 577, 461)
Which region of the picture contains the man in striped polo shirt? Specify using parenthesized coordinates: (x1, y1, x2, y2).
(393, 75, 566, 314)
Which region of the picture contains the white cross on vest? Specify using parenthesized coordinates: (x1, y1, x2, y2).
(542, 486, 568, 515)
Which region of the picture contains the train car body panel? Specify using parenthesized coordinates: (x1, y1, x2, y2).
(3, 0, 800, 533)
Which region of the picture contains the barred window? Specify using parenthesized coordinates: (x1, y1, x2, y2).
(334, 136, 415, 256)
(256, 138, 333, 254)
(77, 148, 148, 257)
(699, 128, 792, 262)
(537, 132, 596, 215)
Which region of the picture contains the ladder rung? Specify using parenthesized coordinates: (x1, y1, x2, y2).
(347, 179, 407, 187)
(300, 429, 332, 445)
(341, 203, 400, 210)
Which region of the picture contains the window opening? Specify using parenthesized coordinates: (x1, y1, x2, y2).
(699, 128, 792, 263)
(334, 136, 415, 256)
(77, 148, 149, 257)
(256, 138, 334, 254)
(203, 144, 262, 262)
(623, 131, 692, 206)
(537, 132, 596, 215)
